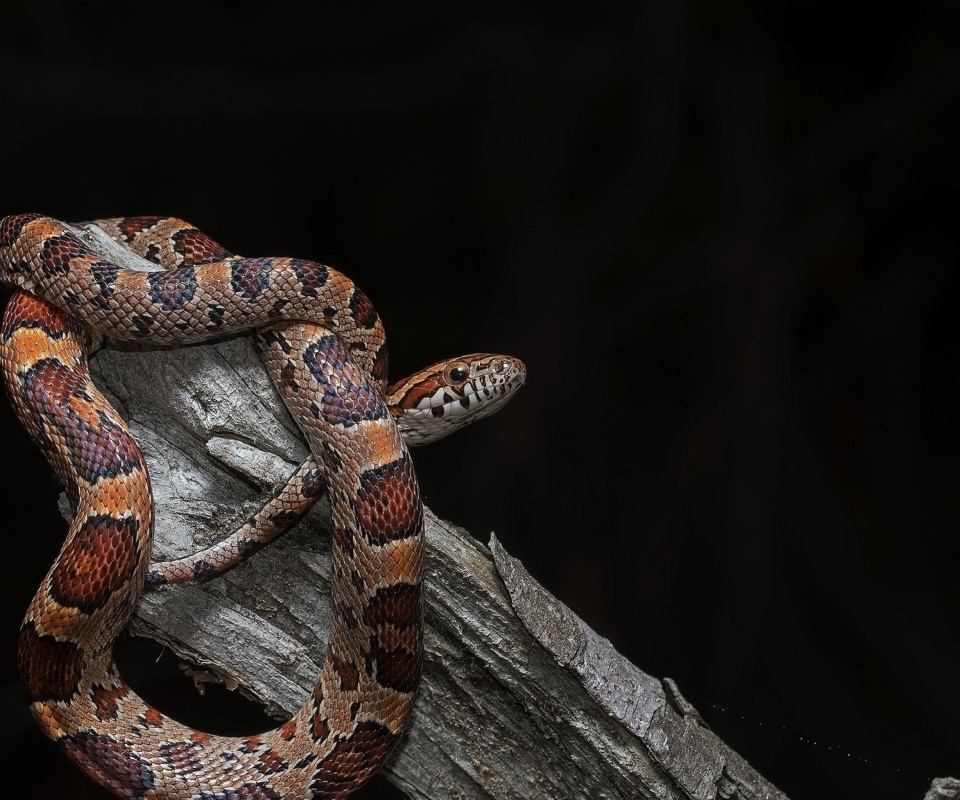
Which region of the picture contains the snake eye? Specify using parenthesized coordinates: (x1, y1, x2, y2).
(444, 363, 469, 384)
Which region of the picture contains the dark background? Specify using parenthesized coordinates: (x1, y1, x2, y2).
(0, 3, 957, 798)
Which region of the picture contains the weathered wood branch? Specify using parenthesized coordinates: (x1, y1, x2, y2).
(71, 227, 953, 799)
(93, 335, 783, 800)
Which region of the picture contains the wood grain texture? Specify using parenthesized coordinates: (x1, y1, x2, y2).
(80, 320, 790, 800)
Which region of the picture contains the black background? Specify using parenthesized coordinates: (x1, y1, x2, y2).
(1, 3, 957, 799)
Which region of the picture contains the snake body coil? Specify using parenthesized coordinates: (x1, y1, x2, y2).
(0, 214, 525, 799)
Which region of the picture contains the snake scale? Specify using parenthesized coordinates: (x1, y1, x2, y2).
(0, 213, 525, 799)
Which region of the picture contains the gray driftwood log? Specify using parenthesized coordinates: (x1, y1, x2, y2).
(68, 228, 952, 799)
(90, 338, 782, 800)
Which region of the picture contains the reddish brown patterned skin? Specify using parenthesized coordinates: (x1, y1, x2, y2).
(0, 215, 425, 799)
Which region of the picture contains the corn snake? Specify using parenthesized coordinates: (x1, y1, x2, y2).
(0, 213, 524, 799)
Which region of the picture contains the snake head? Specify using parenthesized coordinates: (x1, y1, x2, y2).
(387, 353, 526, 446)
